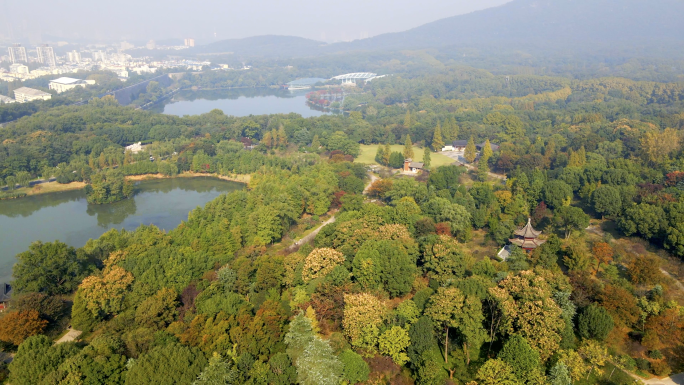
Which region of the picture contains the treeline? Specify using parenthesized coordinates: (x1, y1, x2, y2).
(3, 160, 681, 383)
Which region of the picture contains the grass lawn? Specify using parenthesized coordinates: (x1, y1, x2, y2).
(357, 144, 456, 167)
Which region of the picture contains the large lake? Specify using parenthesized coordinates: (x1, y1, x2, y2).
(156, 88, 331, 117)
(0, 177, 244, 284)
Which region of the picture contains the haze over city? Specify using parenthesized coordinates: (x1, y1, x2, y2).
(3, 0, 512, 43)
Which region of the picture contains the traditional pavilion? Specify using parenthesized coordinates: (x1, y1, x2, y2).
(509, 218, 546, 252)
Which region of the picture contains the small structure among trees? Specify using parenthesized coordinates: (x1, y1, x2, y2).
(403, 158, 424, 173)
(509, 218, 546, 252)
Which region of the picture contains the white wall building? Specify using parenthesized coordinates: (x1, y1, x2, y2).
(67, 51, 81, 63)
(184, 38, 195, 47)
(9, 63, 29, 74)
(0, 95, 15, 104)
(8, 44, 28, 63)
(49, 77, 96, 93)
(125, 142, 143, 154)
(13, 87, 52, 103)
(36, 45, 57, 67)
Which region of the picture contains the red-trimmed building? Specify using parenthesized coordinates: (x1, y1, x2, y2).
(509, 218, 546, 252)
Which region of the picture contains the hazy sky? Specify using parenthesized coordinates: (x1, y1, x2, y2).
(4, 0, 512, 44)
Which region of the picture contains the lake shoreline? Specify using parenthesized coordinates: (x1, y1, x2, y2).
(3, 173, 249, 200)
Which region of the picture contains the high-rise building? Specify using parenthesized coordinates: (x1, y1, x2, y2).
(67, 50, 81, 63)
(93, 50, 107, 61)
(146, 40, 156, 50)
(36, 44, 57, 67)
(184, 38, 195, 47)
(8, 44, 28, 63)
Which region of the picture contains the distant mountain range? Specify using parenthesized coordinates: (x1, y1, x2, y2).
(190, 0, 684, 58)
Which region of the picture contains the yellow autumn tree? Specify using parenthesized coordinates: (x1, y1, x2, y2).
(482, 139, 493, 161)
(464, 136, 477, 163)
(78, 265, 134, 317)
(343, 293, 387, 350)
(302, 248, 345, 282)
(641, 128, 680, 165)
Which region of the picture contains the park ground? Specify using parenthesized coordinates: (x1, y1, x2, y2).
(357, 144, 457, 167)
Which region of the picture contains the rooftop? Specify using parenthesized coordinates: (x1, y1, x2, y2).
(14, 87, 51, 97)
(50, 77, 86, 85)
(287, 78, 326, 86)
(0, 283, 11, 302)
(513, 218, 542, 238)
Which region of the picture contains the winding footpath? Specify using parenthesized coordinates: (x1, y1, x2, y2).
(287, 172, 379, 252)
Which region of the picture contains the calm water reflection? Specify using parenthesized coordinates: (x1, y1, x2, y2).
(0, 177, 244, 283)
(156, 88, 332, 117)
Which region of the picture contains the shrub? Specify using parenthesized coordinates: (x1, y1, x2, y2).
(651, 360, 671, 377)
(649, 350, 663, 360)
(635, 358, 650, 372)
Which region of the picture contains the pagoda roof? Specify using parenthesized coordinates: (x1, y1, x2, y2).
(509, 237, 546, 249)
(513, 218, 542, 238)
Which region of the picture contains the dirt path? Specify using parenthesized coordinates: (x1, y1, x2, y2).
(363, 173, 380, 194)
(660, 268, 684, 292)
(287, 215, 337, 252)
(55, 328, 82, 344)
(287, 172, 379, 252)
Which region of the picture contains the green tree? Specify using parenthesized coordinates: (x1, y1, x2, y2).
(404, 110, 412, 128)
(498, 335, 541, 383)
(375, 145, 386, 164)
(9, 335, 80, 385)
(135, 288, 178, 330)
(311, 135, 321, 152)
(578, 304, 614, 341)
(423, 147, 432, 169)
(12, 241, 89, 295)
(464, 136, 477, 163)
(554, 206, 590, 239)
(543, 180, 573, 209)
(592, 185, 622, 218)
(339, 349, 369, 384)
(5, 175, 16, 190)
(548, 362, 572, 385)
(425, 287, 463, 363)
(285, 314, 315, 364)
(15, 171, 31, 187)
(126, 343, 207, 385)
(432, 122, 444, 151)
(481, 139, 493, 162)
(296, 337, 343, 385)
(476, 359, 518, 385)
(378, 326, 411, 366)
(383, 143, 391, 165)
(194, 353, 237, 385)
(404, 135, 414, 159)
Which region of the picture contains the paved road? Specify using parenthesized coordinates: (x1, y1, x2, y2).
(55, 328, 82, 344)
(629, 372, 684, 385)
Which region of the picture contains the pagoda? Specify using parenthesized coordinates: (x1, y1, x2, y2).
(509, 218, 546, 252)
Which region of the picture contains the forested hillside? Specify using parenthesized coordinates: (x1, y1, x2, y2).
(1, 65, 683, 384)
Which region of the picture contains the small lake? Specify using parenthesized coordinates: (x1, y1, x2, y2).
(156, 88, 332, 117)
(0, 177, 244, 284)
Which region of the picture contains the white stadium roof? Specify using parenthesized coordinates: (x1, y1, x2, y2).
(330, 72, 377, 80)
